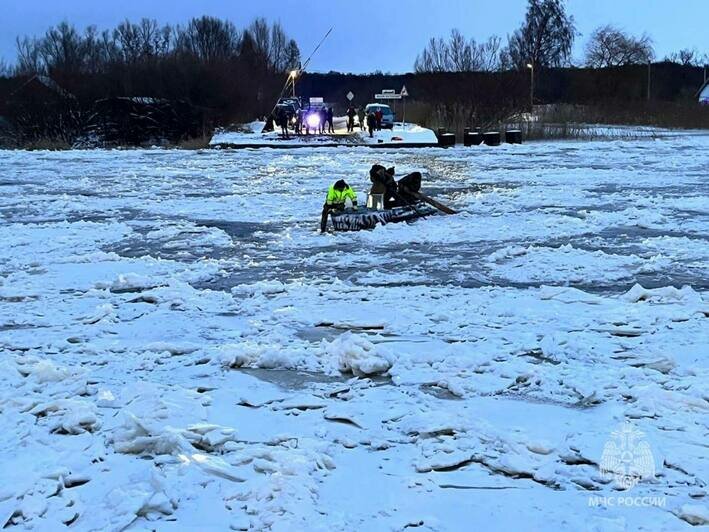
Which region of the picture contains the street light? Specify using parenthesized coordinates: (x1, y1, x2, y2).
(290, 69, 299, 97)
(526, 63, 534, 112)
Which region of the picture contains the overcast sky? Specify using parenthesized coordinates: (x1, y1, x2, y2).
(1, 0, 707, 73)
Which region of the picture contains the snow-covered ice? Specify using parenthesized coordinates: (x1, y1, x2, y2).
(0, 134, 708, 530)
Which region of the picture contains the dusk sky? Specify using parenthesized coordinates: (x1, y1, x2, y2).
(1, 0, 707, 73)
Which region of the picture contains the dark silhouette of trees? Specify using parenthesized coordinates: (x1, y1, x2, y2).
(665, 48, 707, 67)
(176, 17, 239, 62)
(113, 19, 173, 64)
(414, 30, 502, 72)
(2, 16, 301, 146)
(503, 0, 576, 69)
(585, 25, 654, 67)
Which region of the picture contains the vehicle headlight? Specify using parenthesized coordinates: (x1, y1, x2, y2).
(306, 114, 320, 128)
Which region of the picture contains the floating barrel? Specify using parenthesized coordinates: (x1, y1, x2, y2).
(506, 129, 522, 144)
(438, 133, 456, 147)
(483, 131, 501, 146)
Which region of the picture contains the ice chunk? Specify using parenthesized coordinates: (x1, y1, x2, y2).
(30, 399, 100, 434)
(23, 360, 72, 383)
(326, 333, 393, 376)
(676, 504, 709, 526)
(622, 283, 701, 304)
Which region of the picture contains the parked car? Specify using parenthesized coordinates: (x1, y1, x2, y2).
(364, 104, 395, 129)
(276, 97, 301, 122)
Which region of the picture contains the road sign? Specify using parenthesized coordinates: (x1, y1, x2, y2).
(374, 93, 402, 100)
(401, 85, 409, 97)
(346, 91, 354, 101)
(382, 89, 396, 94)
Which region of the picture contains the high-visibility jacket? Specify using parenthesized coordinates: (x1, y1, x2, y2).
(326, 184, 357, 206)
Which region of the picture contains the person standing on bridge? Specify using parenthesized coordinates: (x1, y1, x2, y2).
(366, 112, 376, 138)
(375, 109, 383, 131)
(327, 107, 335, 134)
(357, 107, 365, 131)
(346, 105, 356, 132)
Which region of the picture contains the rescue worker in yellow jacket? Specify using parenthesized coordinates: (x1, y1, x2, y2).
(320, 179, 358, 232)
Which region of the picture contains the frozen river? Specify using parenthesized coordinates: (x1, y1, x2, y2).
(1, 136, 708, 530)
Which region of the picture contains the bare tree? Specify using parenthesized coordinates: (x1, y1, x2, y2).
(414, 37, 449, 72)
(15, 36, 44, 74)
(176, 16, 240, 62)
(269, 22, 287, 70)
(585, 25, 654, 67)
(248, 18, 271, 65)
(504, 0, 576, 69)
(0, 58, 10, 77)
(39, 22, 87, 73)
(114, 19, 172, 63)
(414, 30, 502, 72)
(284, 39, 301, 70)
(473, 36, 503, 72)
(665, 48, 706, 66)
(243, 18, 300, 72)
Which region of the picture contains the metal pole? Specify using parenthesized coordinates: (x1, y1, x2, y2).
(530, 64, 534, 111)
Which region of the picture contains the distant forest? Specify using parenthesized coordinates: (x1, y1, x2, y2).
(0, 2, 707, 148)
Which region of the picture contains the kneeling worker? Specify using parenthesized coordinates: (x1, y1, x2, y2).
(320, 179, 358, 232)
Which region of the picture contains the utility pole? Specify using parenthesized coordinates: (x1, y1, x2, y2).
(526, 63, 534, 112)
(647, 62, 651, 101)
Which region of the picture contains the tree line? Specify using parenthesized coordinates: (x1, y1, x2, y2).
(14, 17, 299, 77)
(414, 0, 708, 73)
(0, 3, 706, 148)
(8, 16, 299, 119)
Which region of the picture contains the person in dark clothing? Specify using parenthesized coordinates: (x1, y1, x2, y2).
(327, 107, 335, 133)
(369, 165, 401, 208)
(357, 107, 366, 130)
(278, 109, 289, 139)
(264, 114, 276, 133)
(319, 108, 327, 134)
(294, 109, 302, 135)
(366, 112, 376, 138)
(396, 171, 422, 203)
(375, 109, 383, 131)
(346, 106, 356, 133)
(368, 165, 422, 208)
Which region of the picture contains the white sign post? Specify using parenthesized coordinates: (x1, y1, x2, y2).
(374, 88, 409, 129)
(401, 85, 409, 130)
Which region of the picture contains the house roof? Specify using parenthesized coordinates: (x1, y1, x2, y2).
(10, 74, 75, 100)
(696, 79, 709, 98)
